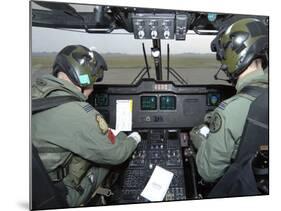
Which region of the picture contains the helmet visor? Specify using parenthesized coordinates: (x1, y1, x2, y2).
(72, 51, 99, 87)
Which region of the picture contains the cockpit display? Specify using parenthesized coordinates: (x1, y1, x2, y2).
(141, 96, 157, 110)
(160, 96, 176, 110)
(94, 93, 109, 107)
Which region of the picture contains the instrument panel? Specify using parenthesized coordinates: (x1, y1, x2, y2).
(88, 79, 235, 203)
(89, 79, 235, 129)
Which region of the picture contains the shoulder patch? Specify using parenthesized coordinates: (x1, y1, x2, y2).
(209, 112, 222, 133)
(218, 95, 240, 110)
(218, 102, 227, 110)
(36, 78, 47, 87)
(83, 104, 94, 113)
(96, 114, 108, 134)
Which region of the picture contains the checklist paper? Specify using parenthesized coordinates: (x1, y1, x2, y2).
(115, 99, 133, 131)
(141, 165, 174, 201)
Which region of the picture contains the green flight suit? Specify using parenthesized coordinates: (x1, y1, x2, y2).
(191, 68, 268, 182)
(32, 75, 137, 207)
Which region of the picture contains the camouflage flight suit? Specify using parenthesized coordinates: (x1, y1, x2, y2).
(32, 75, 138, 207)
(190, 68, 268, 182)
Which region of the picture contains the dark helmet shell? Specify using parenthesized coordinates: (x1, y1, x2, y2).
(53, 45, 107, 87)
(211, 18, 268, 81)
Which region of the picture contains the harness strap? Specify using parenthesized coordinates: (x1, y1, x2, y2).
(48, 153, 74, 182)
(239, 85, 267, 99)
(32, 95, 81, 114)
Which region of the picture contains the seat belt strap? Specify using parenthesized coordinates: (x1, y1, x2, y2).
(32, 96, 81, 114)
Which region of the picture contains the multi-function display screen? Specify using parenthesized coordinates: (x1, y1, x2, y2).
(141, 96, 157, 110)
(160, 96, 176, 110)
(95, 93, 109, 107)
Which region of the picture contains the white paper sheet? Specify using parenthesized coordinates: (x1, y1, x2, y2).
(109, 128, 120, 136)
(140, 165, 174, 201)
(115, 99, 133, 131)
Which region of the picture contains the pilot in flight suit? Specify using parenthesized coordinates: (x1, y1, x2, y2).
(190, 18, 268, 182)
(32, 45, 141, 207)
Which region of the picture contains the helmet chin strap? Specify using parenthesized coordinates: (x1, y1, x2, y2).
(81, 87, 85, 94)
(214, 64, 233, 84)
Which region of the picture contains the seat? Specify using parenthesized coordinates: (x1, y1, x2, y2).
(31, 145, 68, 210)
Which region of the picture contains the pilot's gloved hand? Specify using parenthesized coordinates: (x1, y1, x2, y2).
(128, 132, 141, 145)
(190, 124, 209, 150)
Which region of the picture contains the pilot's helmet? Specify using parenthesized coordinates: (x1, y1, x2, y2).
(211, 18, 268, 81)
(53, 45, 108, 87)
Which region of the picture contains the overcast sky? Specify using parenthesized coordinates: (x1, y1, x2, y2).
(32, 26, 216, 54)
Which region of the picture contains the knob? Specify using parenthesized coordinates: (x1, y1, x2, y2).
(151, 30, 158, 39)
(164, 30, 170, 39)
(138, 30, 145, 39)
(149, 163, 153, 169)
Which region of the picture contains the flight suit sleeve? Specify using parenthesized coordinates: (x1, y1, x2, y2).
(195, 109, 234, 182)
(81, 110, 138, 165)
(194, 97, 251, 182)
(52, 102, 138, 166)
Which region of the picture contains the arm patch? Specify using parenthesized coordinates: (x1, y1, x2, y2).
(209, 112, 222, 133)
(83, 104, 94, 113)
(218, 102, 227, 110)
(96, 114, 108, 134)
